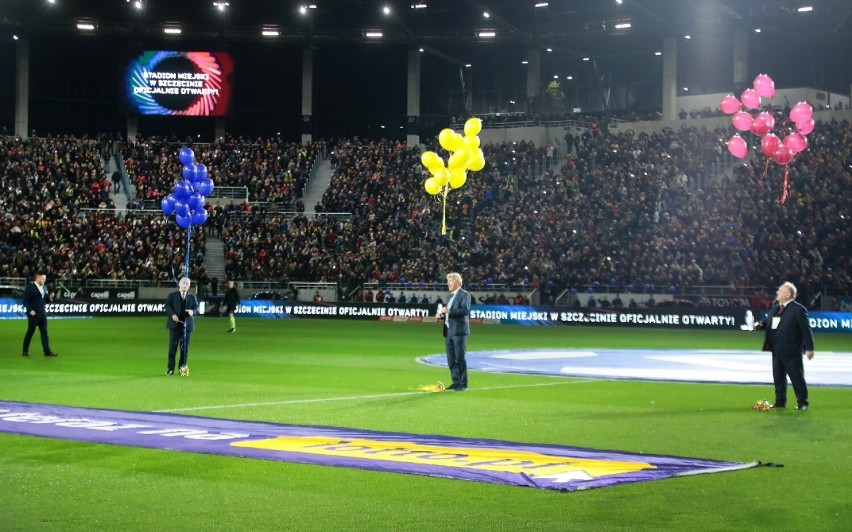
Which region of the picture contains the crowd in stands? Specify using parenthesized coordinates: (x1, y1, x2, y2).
(4, 118, 850, 304)
(122, 135, 324, 209)
(1, 134, 119, 278)
(0, 134, 207, 281)
(220, 119, 851, 302)
(220, 138, 554, 294)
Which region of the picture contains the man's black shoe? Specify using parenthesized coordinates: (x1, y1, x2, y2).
(44, 352, 58, 357)
(796, 404, 809, 411)
(165, 370, 174, 376)
(22, 351, 29, 357)
(769, 403, 786, 409)
(446, 384, 459, 391)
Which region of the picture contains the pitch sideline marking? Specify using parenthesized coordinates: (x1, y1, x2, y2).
(156, 379, 598, 413)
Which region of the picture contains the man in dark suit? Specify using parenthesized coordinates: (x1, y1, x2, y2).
(437, 272, 471, 391)
(22, 273, 58, 357)
(165, 277, 199, 376)
(755, 282, 815, 410)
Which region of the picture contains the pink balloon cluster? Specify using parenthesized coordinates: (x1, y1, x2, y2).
(720, 74, 814, 164)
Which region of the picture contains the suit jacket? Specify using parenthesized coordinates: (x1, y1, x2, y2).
(762, 300, 814, 357)
(165, 291, 199, 332)
(23, 282, 49, 317)
(445, 289, 471, 337)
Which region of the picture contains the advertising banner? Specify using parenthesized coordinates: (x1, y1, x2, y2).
(1, 299, 849, 332)
(0, 299, 164, 318)
(233, 301, 745, 330)
(233, 300, 434, 320)
(0, 400, 759, 493)
(78, 287, 139, 301)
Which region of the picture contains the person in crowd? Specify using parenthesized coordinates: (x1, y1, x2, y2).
(164, 277, 198, 377)
(223, 279, 241, 333)
(22, 273, 58, 357)
(754, 282, 815, 410)
(437, 272, 471, 391)
(111, 169, 122, 193)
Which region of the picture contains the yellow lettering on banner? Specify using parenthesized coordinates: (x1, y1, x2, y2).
(232, 437, 654, 478)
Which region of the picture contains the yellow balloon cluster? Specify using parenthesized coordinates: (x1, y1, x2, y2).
(421, 118, 485, 195)
(420, 118, 486, 234)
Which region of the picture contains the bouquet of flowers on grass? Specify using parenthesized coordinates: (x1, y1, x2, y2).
(417, 381, 446, 393)
(751, 399, 772, 412)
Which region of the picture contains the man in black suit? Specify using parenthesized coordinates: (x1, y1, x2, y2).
(437, 272, 471, 391)
(22, 273, 58, 357)
(755, 282, 815, 410)
(165, 277, 199, 376)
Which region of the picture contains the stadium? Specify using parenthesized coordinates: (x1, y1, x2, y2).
(2, 1, 851, 530)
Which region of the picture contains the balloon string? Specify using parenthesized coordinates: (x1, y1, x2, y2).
(184, 225, 192, 278)
(761, 159, 769, 188)
(183, 224, 192, 364)
(441, 185, 449, 235)
(778, 165, 790, 205)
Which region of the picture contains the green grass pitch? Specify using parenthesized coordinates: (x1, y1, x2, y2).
(1, 317, 850, 531)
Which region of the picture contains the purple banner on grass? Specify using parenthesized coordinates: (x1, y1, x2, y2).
(0, 401, 758, 492)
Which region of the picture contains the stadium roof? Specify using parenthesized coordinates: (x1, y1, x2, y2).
(4, 1, 851, 52)
(2, 1, 851, 99)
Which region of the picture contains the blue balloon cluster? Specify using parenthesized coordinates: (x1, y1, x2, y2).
(160, 147, 214, 229)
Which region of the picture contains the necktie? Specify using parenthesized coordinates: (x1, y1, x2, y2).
(779, 304, 785, 314)
(445, 292, 456, 326)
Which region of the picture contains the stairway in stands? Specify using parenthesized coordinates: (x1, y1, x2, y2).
(204, 235, 227, 283)
(105, 154, 129, 212)
(302, 157, 334, 214)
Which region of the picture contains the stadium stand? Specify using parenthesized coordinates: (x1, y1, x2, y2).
(2, 119, 850, 303)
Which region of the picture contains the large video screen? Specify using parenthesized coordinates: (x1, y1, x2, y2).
(124, 51, 234, 116)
